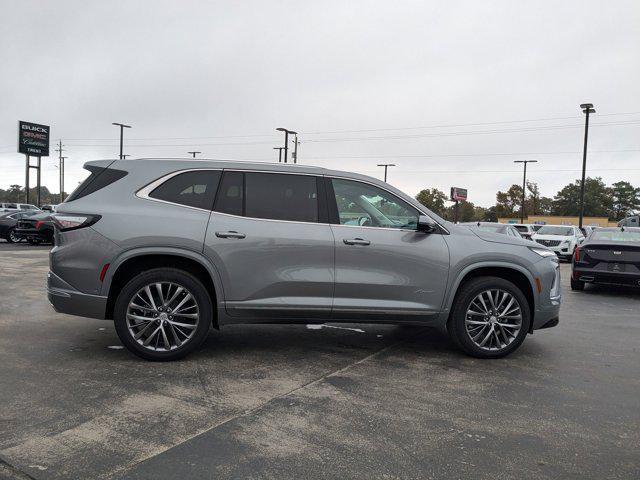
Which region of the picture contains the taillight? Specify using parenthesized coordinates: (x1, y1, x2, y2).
(574, 246, 581, 262)
(35, 220, 44, 229)
(51, 214, 101, 231)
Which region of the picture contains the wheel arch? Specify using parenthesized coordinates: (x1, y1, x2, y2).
(103, 248, 224, 326)
(444, 263, 536, 332)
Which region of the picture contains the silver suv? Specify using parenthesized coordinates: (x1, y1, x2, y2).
(48, 159, 561, 360)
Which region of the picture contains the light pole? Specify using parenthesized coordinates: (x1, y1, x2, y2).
(276, 127, 297, 163)
(514, 160, 537, 223)
(187, 151, 201, 158)
(112, 123, 131, 159)
(60, 156, 66, 203)
(273, 147, 284, 163)
(377, 163, 396, 182)
(292, 134, 299, 164)
(579, 103, 595, 229)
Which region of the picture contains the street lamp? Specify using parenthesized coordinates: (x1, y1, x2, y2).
(187, 151, 201, 158)
(514, 160, 537, 223)
(377, 164, 396, 182)
(276, 127, 297, 163)
(579, 103, 595, 229)
(112, 122, 131, 159)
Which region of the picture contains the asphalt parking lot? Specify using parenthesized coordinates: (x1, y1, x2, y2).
(0, 241, 638, 480)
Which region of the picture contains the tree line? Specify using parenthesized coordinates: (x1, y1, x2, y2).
(0, 185, 67, 205)
(415, 178, 640, 223)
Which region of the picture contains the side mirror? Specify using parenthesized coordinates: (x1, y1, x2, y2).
(417, 215, 437, 233)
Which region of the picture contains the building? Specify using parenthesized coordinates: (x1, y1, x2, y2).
(497, 215, 618, 227)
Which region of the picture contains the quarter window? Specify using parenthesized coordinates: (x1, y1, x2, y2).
(331, 178, 419, 229)
(149, 170, 221, 210)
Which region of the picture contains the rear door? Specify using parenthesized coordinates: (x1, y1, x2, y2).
(203, 170, 334, 319)
(327, 177, 449, 321)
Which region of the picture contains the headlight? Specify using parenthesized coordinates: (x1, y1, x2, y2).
(529, 247, 558, 261)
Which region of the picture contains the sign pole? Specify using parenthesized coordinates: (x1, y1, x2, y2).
(25, 155, 30, 204)
(454, 200, 459, 223)
(36, 156, 41, 207)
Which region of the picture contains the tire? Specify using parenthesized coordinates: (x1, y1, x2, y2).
(447, 276, 531, 359)
(6, 228, 18, 243)
(113, 268, 213, 361)
(570, 277, 585, 291)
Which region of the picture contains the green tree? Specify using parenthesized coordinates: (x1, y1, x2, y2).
(415, 188, 447, 217)
(609, 181, 639, 220)
(495, 184, 523, 218)
(552, 177, 612, 217)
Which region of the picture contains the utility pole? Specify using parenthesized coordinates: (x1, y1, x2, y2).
(55, 140, 65, 203)
(377, 163, 396, 182)
(292, 135, 299, 164)
(59, 156, 67, 203)
(187, 151, 201, 158)
(276, 127, 297, 163)
(112, 122, 131, 159)
(273, 147, 284, 163)
(579, 103, 595, 229)
(513, 160, 537, 223)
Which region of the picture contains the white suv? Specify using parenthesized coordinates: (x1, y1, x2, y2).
(0, 203, 41, 213)
(531, 225, 585, 260)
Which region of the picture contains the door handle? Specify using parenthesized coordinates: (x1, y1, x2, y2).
(343, 238, 370, 246)
(215, 231, 246, 239)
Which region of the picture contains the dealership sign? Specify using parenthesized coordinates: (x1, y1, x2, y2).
(450, 187, 467, 202)
(18, 121, 50, 156)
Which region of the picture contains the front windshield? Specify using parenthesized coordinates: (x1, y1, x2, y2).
(513, 225, 528, 232)
(591, 230, 640, 242)
(536, 226, 573, 236)
(474, 225, 503, 233)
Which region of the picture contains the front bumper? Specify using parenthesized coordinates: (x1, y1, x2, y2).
(531, 261, 561, 331)
(47, 271, 108, 319)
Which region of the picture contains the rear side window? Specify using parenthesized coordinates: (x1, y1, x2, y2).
(214, 171, 244, 216)
(245, 173, 318, 222)
(149, 170, 221, 210)
(66, 165, 128, 202)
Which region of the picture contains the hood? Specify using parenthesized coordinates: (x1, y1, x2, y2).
(460, 226, 537, 247)
(532, 234, 572, 241)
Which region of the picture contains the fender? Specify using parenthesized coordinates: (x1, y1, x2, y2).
(441, 261, 537, 315)
(100, 246, 227, 309)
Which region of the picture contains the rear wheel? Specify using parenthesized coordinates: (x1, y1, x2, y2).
(570, 277, 585, 291)
(114, 268, 213, 361)
(448, 276, 531, 359)
(6, 228, 19, 243)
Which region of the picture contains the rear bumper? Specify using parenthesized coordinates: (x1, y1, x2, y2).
(47, 271, 108, 319)
(15, 228, 53, 242)
(573, 267, 640, 287)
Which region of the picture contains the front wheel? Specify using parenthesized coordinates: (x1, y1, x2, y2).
(447, 276, 531, 359)
(113, 268, 213, 361)
(6, 228, 19, 243)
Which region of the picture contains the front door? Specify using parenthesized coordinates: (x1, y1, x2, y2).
(328, 177, 449, 320)
(204, 170, 334, 319)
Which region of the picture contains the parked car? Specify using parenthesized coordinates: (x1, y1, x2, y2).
(617, 215, 639, 228)
(511, 224, 539, 240)
(14, 212, 54, 244)
(580, 226, 597, 237)
(0, 211, 40, 243)
(0, 202, 41, 213)
(460, 222, 524, 238)
(532, 225, 585, 261)
(48, 159, 561, 361)
(41, 204, 59, 212)
(571, 227, 640, 290)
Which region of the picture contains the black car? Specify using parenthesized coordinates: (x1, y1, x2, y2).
(14, 212, 55, 245)
(460, 222, 524, 238)
(571, 227, 640, 290)
(0, 211, 40, 243)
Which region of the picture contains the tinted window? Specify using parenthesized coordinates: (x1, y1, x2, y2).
(245, 173, 318, 222)
(66, 165, 128, 202)
(4, 203, 17, 209)
(332, 178, 419, 229)
(149, 170, 221, 210)
(214, 171, 244, 216)
(513, 225, 528, 233)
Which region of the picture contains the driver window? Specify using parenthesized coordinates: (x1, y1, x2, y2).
(331, 178, 419, 230)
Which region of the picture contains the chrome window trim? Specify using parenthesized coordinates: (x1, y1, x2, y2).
(135, 167, 448, 233)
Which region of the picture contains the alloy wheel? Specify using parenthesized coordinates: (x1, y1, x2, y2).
(9, 229, 19, 243)
(465, 289, 522, 351)
(126, 282, 200, 351)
